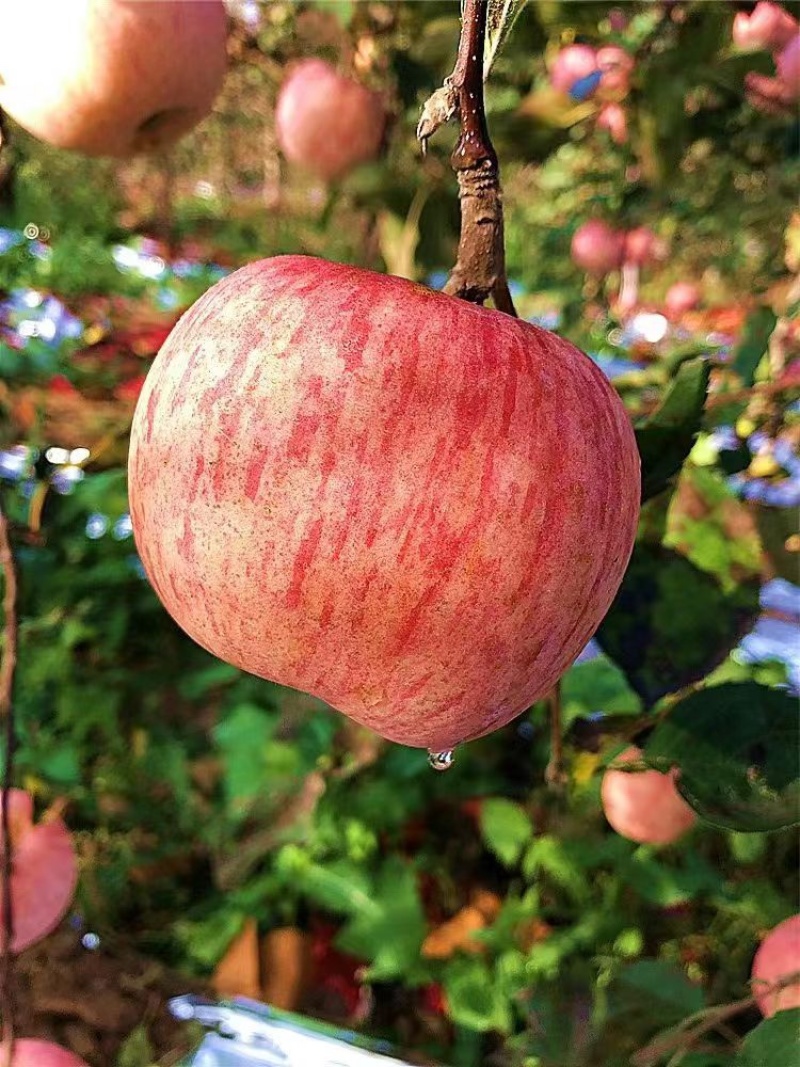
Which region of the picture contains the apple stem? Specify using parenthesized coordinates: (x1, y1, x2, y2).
(0, 500, 17, 1062)
(417, 0, 516, 315)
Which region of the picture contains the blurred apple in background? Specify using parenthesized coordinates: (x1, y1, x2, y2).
(571, 219, 625, 274)
(276, 59, 386, 182)
(596, 103, 628, 144)
(549, 44, 599, 93)
(751, 914, 800, 1017)
(3, 1039, 89, 1067)
(665, 281, 702, 320)
(624, 227, 668, 268)
(2, 788, 78, 953)
(596, 45, 634, 100)
(733, 1, 798, 52)
(0, 0, 227, 156)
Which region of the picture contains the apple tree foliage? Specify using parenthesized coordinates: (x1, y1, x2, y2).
(0, 2, 798, 1065)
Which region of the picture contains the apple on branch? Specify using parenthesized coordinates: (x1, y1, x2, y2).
(128, 256, 640, 754)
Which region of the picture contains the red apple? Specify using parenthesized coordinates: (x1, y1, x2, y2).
(275, 59, 385, 182)
(0, 0, 227, 157)
(596, 46, 635, 100)
(751, 914, 800, 1017)
(776, 34, 800, 94)
(601, 746, 697, 845)
(745, 69, 799, 112)
(2, 788, 78, 953)
(624, 227, 667, 268)
(549, 45, 598, 93)
(1, 1040, 89, 1067)
(733, 2, 798, 52)
(571, 220, 626, 274)
(665, 282, 701, 320)
(129, 256, 640, 751)
(596, 103, 628, 145)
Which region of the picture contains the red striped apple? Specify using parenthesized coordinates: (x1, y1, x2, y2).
(129, 256, 640, 751)
(275, 60, 385, 182)
(0, 0, 227, 157)
(601, 746, 697, 845)
(751, 914, 800, 1017)
(2, 788, 78, 953)
(2, 1040, 89, 1067)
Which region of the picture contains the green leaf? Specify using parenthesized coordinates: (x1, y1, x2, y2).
(298, 860, 377, 918)
(485, 0, 531, 77)
(115, 1025, 154, 1067)
(596, 544, 759, 706)
(644, 683, 800, 832)
(561, 654, 642, 725)
(212, 703, 278, 811)
(609, 959, 705, 1024)
(443, 957, 513, 1033)
(337, 857, 426, 981)
(635, 358, 711, 501)
(737, 1009, 800, 1067)
(733, 308, 778, 387)
(619, 851, 722, 908)
(479, 798, 533, 866)
(310, 0, 354, 26)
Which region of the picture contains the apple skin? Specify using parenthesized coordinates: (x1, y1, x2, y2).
(2, 788, 78, 953)
(0, 0, 227, 157)
(751, 914, 800, 1017)
(601, 746, 697, 845)
(571, 220, 625, 275)
(2, 1040, 89, 1067)
(275, 59, 385, 182)
(129, 256, 640, 751)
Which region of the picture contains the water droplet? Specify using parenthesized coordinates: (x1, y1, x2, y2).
(428, 749, 455, 772)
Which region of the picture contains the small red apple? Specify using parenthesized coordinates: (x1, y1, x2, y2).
(596, 46, 635, 100)
(664, 282, 701, 320)
(624, 227, 667, 268)
(733, 2, 798, 52)
(2, 788, 78, 953)
(596, 103, 628, 145)
(129, 256, 640, 751)
(0, 0, 227, 156)
(601, 746, 697, 845)
(550, 45, 598, 93)
(571, 220, 626, 274)
(751, 914, 800, 1017)
(1, 1040, 89, 1067)
(275, 59, 385, 182)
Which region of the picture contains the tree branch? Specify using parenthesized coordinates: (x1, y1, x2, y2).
(0, 497, 17, 1065)
(544, 680, 567, 790)
(417, 0, 516, 315)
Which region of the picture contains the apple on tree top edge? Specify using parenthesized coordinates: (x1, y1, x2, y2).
(0, 0, 228, 158)
(129, 255, 640, 751)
